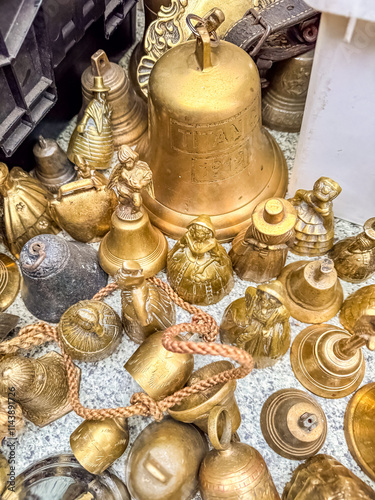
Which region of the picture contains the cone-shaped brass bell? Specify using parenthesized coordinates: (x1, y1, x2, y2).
(278, 257, 343, 324)
(32, 136, 77, 193)
(340, 284, 375, 334)
(127, 418, 208, 500)
(80, 50, 147, 152)
(125, 331, 194, 401)
(142, 9, 288, 242)
(260, 388, 327, 460)
(0, 253, 20, 312)
(262, 51, 314, 133)
(70, 417, 129, 474)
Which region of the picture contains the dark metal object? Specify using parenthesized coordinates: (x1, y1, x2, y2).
(0, 312, 19, 342)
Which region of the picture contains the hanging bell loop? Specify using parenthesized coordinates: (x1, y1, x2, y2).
(207, 406, 232, 451)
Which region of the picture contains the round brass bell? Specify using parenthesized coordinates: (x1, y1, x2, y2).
(278, 258, 343, 324)
(344, 382, 375, 481)
(0, 253, 20, 312)
(260, 388, 327, 460)
(340, 284, 375, 334)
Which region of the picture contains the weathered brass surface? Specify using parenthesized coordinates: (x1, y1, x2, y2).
(115, 260, 175, 344)
(99, 146, 167, 277)
(260, 388, 327, 460)
(278, 257, 343, 324)
(262, 51, 314, 133)
(0, 352, 80, 427)
(125, 330, 194, 400)
(282, 454, 375, 499)
(340, 285, 375, 334)
(230, 198, 296, 282)
(0, 395, 24, 441)
(0, 163, 60, 258)
(80, 50, 147, 151)
(0, 312, 18, 341)
(345, 382, 375, 481)
(220, 280, 291, 368)
(58, 300, 123, 362)
(142, 9, 288, 241)
(169, 361, 240, 436)
(50, 155, 118, 243)
(289, 177, 342, 256)
(167, 215, 234, 305)
(70, 417, 129, 474)
(329, 218, 375, 283)
(0, 254, 20, 312)
(0, 452, 9, 496)
(68, 76, 114, 170)
(127, 418, 208, 500)
(199, 407, 280, 499)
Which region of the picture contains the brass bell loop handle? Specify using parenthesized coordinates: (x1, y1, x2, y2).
(207, 406, 232, 451)
(186, 13, 219, 44)
(23, 242, 47, 271)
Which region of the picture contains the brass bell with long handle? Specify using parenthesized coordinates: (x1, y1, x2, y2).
(143, 8, 288, 242)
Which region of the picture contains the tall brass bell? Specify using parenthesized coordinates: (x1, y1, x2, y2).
(142, 8, 288, 242)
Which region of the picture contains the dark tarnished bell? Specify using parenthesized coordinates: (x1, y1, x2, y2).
(19, 234, 108, 323)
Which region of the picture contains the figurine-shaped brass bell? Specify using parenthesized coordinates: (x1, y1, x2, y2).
(0, 253, 20, 312)
(115, 260, 175, 344)
(167, 215, 234, 306)
(70, 417, 129, 474)
(0, 352, 80, 427)
(261, 388, 327, 460)
(125, 330, 194, 400)
(230, 198, 297, 283)
(0, 163, 60, 258)
(58, 300, 123, 362)
(99, 146, 168, 277)
(127, 418, 208, 500)
(340, 284, 375, 334)
(220, 280, 291, 369)
(199, 407, 280, 499)
(290, 315, 375, 399)
(142, 8, 288, 241)
(278, 257, 343, 324)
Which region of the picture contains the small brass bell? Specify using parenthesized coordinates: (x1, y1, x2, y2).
(58, 300, 123, 362)
(125, 330, 194, 401)
(260, 388, 327, 460)
(169, 361, 241, 436)
(99, 146, 168, 277)
(278, 257, 343, 324)
(0, 452, 9, 496)
(70, 417, 129, 474)
(0, 352, 80, 427)
(340, 285, 375, 334)
(0, 254, 20, 312)
(32, 135, 77, 193)
(127, 418, 208, 500)
(290, 316, 375, 399)
(199, 407, 280, 499)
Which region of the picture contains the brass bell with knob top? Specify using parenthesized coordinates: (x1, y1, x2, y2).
(142, 8, 288, 242)
(260, 388, 327, 460)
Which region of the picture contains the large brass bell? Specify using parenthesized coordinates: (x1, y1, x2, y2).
(142, 8, 288, 241)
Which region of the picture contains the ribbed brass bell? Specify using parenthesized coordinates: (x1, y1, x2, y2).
(340, 284, 375, 334)
(278, 257, 343, 324)
(80, 50, 147, 152)
(142, 8, 288, 241)
(260, 388, 327, 460)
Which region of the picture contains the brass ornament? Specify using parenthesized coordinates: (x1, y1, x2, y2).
(125, 330, 194, 401)
(220, 280, 291, 369)
(289, 177, 342, 256)
(262, 50, 314, 133)
(167, 215, 234, 305)
(142, 9, 288, 241)
(199, 407, 280, 499)
(58, 300, 123, 362)
(329, 218, 375, 283)
(169, 360, 241, 436)
(70, 417, 129, 474)
(127, 418, 208, 500)
(99, 146, 168, 277)
(68, 76, 114, 171)
(282, 454, 375, 500)
(0, 254, 20, 312)
(50, 154, 118, 243)
(278, 257, 343, 324)
(260, 388, 327, 460)
(230, 198, 296, 283)
(0, 395, 24, 442)
(0, 163, 60, 259)
(344, 382, 375, 481)
(0, 352, 80, 427)
(0, 452, 9, 496)
(340, 285, 375, 334)
(115, 260, 175, 344)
